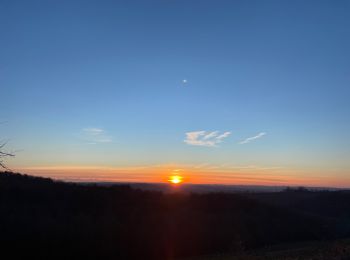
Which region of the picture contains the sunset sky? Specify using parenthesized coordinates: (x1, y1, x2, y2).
(1, 1, 350, 187)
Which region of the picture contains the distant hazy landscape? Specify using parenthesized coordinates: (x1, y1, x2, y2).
(89, 182, 343, 193)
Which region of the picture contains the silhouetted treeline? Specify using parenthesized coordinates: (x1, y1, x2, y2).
(1, 172, 349, 259)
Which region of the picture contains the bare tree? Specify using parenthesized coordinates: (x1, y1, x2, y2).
(0, 142, 14, 170)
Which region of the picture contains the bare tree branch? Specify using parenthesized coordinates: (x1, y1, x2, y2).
(0, 141, 14, 171)
(0, 151, 15, 157)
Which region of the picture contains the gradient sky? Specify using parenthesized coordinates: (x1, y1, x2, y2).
(1, 0, 350, 187)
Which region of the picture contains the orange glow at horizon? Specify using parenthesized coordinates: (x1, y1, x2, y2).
(168, 175, 183, 184)
(12, 165, 350, 189)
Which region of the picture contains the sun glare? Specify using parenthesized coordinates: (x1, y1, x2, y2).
(168, 175, 183, 184)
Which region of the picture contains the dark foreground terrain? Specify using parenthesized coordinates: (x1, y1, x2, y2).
(1, 171, 350, 259)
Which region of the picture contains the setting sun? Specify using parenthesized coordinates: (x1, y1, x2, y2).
(168, 175, 183, 184)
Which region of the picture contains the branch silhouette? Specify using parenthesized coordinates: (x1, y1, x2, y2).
(0, 142, 15, 170)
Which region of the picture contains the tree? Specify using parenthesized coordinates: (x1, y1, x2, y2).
(0, 142, 14, 170)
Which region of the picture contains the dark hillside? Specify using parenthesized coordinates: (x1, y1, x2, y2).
(248, 189, 350, 238)
(0, 172, 346, 259)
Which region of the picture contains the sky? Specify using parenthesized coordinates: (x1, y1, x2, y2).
(1, 0, 350, 187)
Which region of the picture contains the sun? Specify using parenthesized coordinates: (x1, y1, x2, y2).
(168, 175, 183, 184)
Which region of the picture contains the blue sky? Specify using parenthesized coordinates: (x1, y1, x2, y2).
(1, 1, 350, 186)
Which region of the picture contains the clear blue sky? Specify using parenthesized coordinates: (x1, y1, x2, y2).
(1, 1, 350, 186)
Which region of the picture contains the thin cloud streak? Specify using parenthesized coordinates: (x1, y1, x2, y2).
(184, 131, 231, 147)
(81, 128, 112, 144)
(239, 132, 266, 144)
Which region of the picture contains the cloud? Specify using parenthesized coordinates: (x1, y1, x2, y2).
(239, 132, 266, 144)
(81, 128, 112, 144)
(184, 131, 231, 147)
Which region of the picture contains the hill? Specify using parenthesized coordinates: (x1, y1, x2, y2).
(1, 171, 350, 259)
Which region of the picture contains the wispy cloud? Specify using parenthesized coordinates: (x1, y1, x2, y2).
(239, 132, 266, 144)
(184, 131, 231, 147)
(81, 128, 112, 144)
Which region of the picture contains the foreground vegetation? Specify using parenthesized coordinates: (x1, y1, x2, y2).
(184, 240, 350, 259)
(1, 171, 350, 259)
